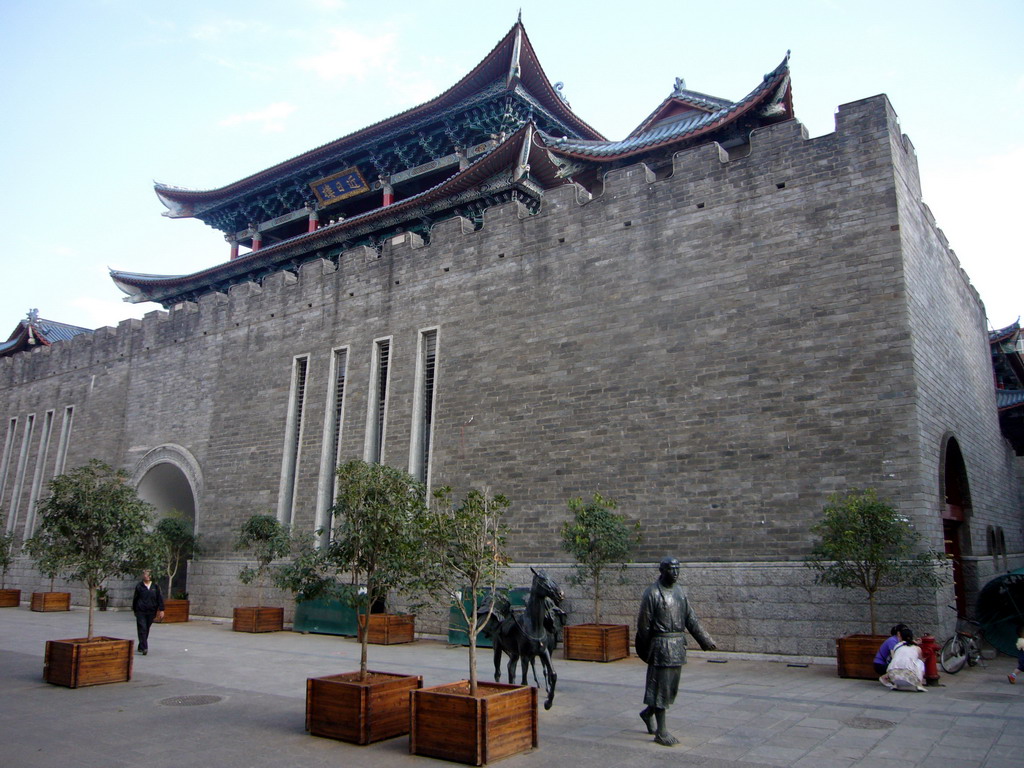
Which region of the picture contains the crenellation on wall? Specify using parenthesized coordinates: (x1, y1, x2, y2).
(427, 215, 474, 245)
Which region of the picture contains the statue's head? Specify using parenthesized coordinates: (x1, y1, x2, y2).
(658, 556, 680, 585)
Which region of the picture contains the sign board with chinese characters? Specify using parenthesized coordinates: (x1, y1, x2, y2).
(309, 167, 370, 207)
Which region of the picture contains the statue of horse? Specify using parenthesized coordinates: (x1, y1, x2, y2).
(480, 568, 565, 710)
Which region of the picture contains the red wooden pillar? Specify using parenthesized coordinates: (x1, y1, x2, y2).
(228, 238, 240, 261)
(308, 209, 320, 233)
(252, 230, 263, 251)
(381, 177, 394, 207)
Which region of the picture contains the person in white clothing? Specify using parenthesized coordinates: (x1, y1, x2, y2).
(880, 627, 926, 692)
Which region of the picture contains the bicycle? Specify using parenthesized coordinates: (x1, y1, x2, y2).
(939, 608, 986, 674)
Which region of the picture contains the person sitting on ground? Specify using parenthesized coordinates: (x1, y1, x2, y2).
(880, 627, 926, 692)
(1008, 624, 1024, 684)
(873, 623, 908, 676)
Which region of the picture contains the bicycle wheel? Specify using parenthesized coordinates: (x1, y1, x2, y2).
(940, 636, 968, 674)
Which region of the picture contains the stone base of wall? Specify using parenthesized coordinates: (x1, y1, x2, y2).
(9, 555, 972, 656)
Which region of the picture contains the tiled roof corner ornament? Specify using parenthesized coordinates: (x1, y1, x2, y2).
(672, 77, 687, 97)
(554, 81, 570, 107)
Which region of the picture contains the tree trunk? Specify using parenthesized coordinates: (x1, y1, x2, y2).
(359, 606, 369, 680)
(868, 592, 877, 636)
(594, 571, 603, 624)
(87, 585, 96, 639)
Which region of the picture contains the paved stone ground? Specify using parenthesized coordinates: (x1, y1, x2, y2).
(1, 607, 1021, 767)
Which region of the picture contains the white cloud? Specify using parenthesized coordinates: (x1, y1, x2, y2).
(923, 145, 1024, 328)
(190, 19, 272, 43)
(217, 102, 297, 133)
(296, 27, 397, 82)
(70, 296, 148, 331)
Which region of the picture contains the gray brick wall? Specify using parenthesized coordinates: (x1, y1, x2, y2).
(2, 94, 1020, 655)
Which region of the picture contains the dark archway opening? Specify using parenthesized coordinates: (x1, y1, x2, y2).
(941, 437, 972, 617)
(137, 462, 197, 597)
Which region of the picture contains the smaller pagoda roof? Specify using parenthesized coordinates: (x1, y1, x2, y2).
(989, 320, 1021, 343)
(154, 20, 603, 218)
(114, 123, 567, 306)
(627, 80, 735, 139)
(0, 310, 93, 357)
(541, 53, 791, 162)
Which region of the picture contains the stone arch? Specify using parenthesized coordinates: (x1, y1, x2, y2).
(938, 433, 973, 616)
(132, 445, 203, 596)
(132, 444, 203, 531)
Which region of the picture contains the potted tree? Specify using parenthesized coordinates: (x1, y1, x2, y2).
(152, 515, 200, 623)
(233, 513, 290, 632)
(27, 538, 72, 612)
(95, 586, 109, 611)
(0, 531, 20, 607)
(25, 460, 151, 687)
(807, 488, 949, 678)
(560, 493, 640, 662)
(292, 460, 427, 745)
(410, 488, 537, 766)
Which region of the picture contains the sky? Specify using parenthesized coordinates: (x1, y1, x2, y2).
(1, 0, 1021, 334)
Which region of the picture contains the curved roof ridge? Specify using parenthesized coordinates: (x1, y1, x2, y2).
(540, 53, 791, 162)
(117, 122, 559, 301)
(155, 20, 602, 208)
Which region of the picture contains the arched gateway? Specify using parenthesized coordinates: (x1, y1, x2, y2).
(132, 445, 202, 595)
(940, 435, 972, 616)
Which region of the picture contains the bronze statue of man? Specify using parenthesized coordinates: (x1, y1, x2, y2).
(636, 556, 716, 746)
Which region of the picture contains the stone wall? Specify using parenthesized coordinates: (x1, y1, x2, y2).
(2, 94, 1020, 654)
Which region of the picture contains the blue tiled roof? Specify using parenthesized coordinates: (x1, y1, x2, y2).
(541, 54, 789, 160)
(996, 390, 1024, 410)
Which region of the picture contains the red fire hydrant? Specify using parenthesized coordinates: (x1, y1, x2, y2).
(919, 634, 940, 685)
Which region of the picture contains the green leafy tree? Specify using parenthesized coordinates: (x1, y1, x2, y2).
(283, 460, 428, 680)
(806, 489, 950, 635)
(0, 531, 16, 589)
(25, 460, 152, 638)
(560, 493, 640, 624)
(416, 487, 510, 695)
(150, 514, 201, 598)
(235, 514, 291, 607)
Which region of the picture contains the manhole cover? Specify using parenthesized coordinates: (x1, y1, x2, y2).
(160, 694, 223, 707)
(844, 717, 895, 730)
(950, 692, 1018, 703)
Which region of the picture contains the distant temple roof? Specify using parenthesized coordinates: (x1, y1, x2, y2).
(111, 21, 793, 308)
(989, 320, 1024, 454)
(0, 310, 93, 358)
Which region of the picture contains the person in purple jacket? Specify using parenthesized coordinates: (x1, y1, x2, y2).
(873, 623, 909, 676)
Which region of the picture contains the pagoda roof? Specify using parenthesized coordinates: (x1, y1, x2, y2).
(154, 20, 602, 218)
(114, 123, 566, 305)
(0, 310, 93, 357)
(540, 53, 791, 162)
(989, 320, 1021, 343)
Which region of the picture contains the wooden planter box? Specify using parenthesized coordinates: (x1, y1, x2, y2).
(232, 606, 284, 633)
(43, 636, 134, 688)
(306, 670, 422, 744)
(158, 599, 190, 623)
(31, 592, 71, 612)
(563, 623, 630, 662)
(358, 613, 416, 645)
(0, 588, 20, 607)
(836, 634, 888, 679)
(411, 681, 537, 765)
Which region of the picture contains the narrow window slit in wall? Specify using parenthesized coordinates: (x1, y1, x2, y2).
(0, 417, 18, 518)
(410, 329, 438, 485)
(53, 406, 74, 478)
(277, 356, 309, 526)
(23, 410, 54, 539)
(315, 347, 348, 545)
(6, 414, 35, 535)
(365, 339, 391, 465)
